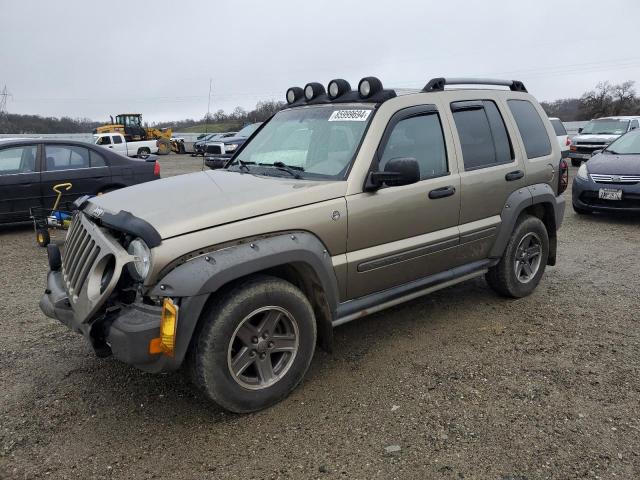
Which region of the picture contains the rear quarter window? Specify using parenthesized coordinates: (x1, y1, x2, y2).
(549, 119, 567, 136)
(508, 100, 552, 159)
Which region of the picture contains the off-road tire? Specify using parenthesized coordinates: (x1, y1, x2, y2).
(486, 215, 549, 298)
(572, 203, 592, 215)
(571, 159, 581, 167)
(188, 275, 316, 413)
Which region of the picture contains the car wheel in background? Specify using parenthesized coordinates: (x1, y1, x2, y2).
(486, 215, 549, 298)
(188, 274, 317, 413)
(137, 148, 151, 159)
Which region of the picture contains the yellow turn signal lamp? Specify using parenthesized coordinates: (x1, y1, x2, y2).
(149, 298, 178, 356)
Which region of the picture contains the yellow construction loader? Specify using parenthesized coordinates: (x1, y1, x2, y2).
(94, 114, 181, 155)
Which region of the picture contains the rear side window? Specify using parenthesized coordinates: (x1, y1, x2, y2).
(380, 112, 448, 179)
(508, 100, 552, 158)
(45, 145, 90, 171)
(112, 135, 123, 144)
(90, 150, 106, 167)
(549, 118, 567, 136)
(0, 145, 38, 175)
(451, 100, 513, 170)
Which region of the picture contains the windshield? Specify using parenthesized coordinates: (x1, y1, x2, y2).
(236, 123, 261, 138)
(581, 119, 629, 135)
(605, 130, 640, 155)
(229, 105, 374, 180)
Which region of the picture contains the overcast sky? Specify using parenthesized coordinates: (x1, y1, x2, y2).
(2, 0, 639, 123)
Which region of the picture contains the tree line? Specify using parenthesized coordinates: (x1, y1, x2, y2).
(2, 82, 638, 134)
(540, 80, 639, 121)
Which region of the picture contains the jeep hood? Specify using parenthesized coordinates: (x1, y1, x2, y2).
(87, 170, 347, 239)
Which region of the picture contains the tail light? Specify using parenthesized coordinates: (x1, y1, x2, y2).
(558, 159, 569, 194)
(153, 160, 160, 176)
(565, 137, 571, 146)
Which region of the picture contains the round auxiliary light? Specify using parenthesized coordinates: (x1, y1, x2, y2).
(358, 76, 383, 98)
(286, 87, 303, 104)
(328, 79, 351, 99)
(304, 82, 325, 101)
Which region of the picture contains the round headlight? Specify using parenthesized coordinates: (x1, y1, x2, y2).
(304, 85, 315, 100)
(286, 87, 303, 104)
(127, 238, 151, 281)
(359, 80, 371, 97)
(328, 79, 351, 99)
(304, 82, 325, 101)
(358, 76, 383, 98)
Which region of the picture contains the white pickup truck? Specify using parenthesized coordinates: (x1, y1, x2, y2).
(93, 133, 159, 158)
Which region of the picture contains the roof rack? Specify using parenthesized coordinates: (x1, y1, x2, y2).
(422, 77, 527, 93)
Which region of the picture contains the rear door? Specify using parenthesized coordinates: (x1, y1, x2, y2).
(111, 135, 129, 156)
(447, 97, 527, 263)
(40, 144, 111, 208)
(346, 105, 461, 299)
(0, 143, 41, 222)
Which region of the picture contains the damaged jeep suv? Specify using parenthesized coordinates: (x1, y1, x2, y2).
(40, 76, 567, 412)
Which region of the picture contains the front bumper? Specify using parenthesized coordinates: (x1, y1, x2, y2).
(572, 176, 640, 213)
(567, 151, 593, 161)
(40, 269, 173, 372)
(205, 154, 232, 169)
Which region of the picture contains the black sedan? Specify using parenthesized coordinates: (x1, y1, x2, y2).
(0, 138, 160, 223)
(572, 130, 640, 214)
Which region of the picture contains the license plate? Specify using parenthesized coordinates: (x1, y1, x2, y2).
(598, 188, 622, 201)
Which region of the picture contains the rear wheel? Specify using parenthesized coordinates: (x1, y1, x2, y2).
(188, 275, 316, 413)
(137, 147, 151, 159)
(486, 215, 549, 298)
(571, 159, 581, 167)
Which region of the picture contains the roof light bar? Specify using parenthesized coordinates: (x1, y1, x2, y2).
(328, 79, 351, 99)
(286, 87, 303, 104)
(304, 82, 325, 101)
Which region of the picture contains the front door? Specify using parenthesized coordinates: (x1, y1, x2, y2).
(40, 144, 111, 208)
(345, 105, 461, 299)
(0, 144, 41, 222)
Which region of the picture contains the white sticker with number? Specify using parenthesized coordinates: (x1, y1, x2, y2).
(328, 109, 372, 122)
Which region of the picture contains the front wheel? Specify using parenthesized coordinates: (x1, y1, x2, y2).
(188, 275, 317, 413)
(486, 215, 549, 298)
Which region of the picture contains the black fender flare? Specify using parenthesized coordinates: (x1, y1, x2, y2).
(149, 231, 340, 367)
(489, 183, 565, 260)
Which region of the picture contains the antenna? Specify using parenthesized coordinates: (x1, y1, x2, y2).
(0, 85, 12, 114)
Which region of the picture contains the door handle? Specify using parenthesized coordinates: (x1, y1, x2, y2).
(428, 186, 456, 199)
(505, 170, 524, 181)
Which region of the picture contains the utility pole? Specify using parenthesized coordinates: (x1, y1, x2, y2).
(0, 85, 12, 114)
(205, 78, 212, 134)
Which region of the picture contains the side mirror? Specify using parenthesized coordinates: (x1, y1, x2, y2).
(365, 157, 420, 191)
(578, 127, 583, 133)
(591, 149, 603, 157)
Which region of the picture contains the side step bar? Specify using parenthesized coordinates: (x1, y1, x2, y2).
(333, 259, 491, 327)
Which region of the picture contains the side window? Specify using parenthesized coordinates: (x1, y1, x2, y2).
(112, 135, 123, 144)
(90, 150, 106, 167)
(380, 112, 448, 180)
(44, 145, 90, 171)
(550, 119, 567, 136)
(451, 100, 513, 170)
(97, 136, 111, 145)
(0, 145, 38, 175)
(507, 100, 552, 159)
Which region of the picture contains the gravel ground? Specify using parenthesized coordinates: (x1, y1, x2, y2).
(1, 159, 639, 480)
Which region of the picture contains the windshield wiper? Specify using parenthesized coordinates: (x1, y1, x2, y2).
(235, 159, 255, 172)
(264, 161, 304, 179)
